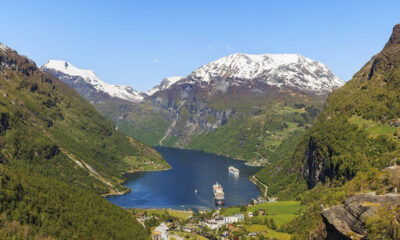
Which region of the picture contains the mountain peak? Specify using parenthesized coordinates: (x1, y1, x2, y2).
(188, 53, 344, 94)
(43, 60, 98, 81)
(0, 43, 10, 53)
(42, 60, 145, 102)
(383, 23, 400, 51)
(146, 76, 184, 95)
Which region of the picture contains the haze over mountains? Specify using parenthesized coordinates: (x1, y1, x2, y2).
(43, 53, 343, 164)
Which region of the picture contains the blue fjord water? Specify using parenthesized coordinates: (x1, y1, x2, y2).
(107, 147, 262, 210)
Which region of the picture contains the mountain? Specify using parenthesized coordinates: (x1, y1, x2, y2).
(43, 53, 343, 164)
(0, 43, 163, 239)
(0, 43, 168, 195)
(294, 23, 400, 188)
(146, 76, 184, 96)
(257, 24, 400, 239)
(42, 60, 146, 103)
(134, 53, 343, 164)
(174, 53, 342, 94)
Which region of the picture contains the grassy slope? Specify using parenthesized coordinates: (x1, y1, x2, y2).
(221, 201, 304, 239)
(96, 101, 171, 146)
(291, 25, 400, 185)
(0, 46, 168, 239)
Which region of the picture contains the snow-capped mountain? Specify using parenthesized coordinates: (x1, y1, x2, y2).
(177, 53, 343, 94)
(42, 60, 145, 102)
(146, 76, 184, 96)
(136, 53, 343, 147)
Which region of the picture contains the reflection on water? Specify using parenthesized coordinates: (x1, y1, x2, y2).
(107, 147, 262, 210)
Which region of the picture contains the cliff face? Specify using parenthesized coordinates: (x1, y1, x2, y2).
(147, 82, 235, 145)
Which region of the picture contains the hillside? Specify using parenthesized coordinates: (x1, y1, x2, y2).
(0, 165, 149, 240)
(260, 24, 400, 239)
(0, 43, 169, 195)
(0, 43, 164, 239)
(293, 23, 400, 188)
(43, 54, 343, 165)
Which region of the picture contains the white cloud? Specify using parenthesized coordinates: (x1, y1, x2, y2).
(225, 44, 231, 50)
(153, 58, 160, 63)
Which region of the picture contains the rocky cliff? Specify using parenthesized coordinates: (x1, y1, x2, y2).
(322, 192, 400, 239)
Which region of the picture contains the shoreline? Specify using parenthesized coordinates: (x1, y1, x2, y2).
(102, 165, 172, 197)
(158, 146, 268, 167)
(249, 175, 268, 199)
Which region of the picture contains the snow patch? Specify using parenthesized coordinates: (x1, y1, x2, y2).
(188, 53, 344, 93)
(42, 60, 144, 102)
(146, 76, 184, 96)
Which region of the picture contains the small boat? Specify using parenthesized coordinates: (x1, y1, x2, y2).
(228, 166, 239, 176)
(195, 189, 198, 193)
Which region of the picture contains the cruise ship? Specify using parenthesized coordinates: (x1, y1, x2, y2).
(228, 166, 239, 176)
(213, 182, 225, 205)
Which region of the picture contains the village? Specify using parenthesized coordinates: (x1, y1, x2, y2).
(131, 198, 304, 240)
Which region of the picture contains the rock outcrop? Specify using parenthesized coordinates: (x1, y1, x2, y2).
(321, 192, 400, 239)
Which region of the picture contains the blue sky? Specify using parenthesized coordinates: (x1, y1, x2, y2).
(1, 1, 399, 91)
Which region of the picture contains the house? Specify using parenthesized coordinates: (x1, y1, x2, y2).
(224, 214, 245, 224)
(152, 222, 169, 240)
(201, 217, 225, 230)
(248, 212, 253, 218)
(248, 232, 257, 237)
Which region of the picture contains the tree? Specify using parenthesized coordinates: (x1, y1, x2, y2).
(240, 205, 247, 212)
(270, 219, 277, 230)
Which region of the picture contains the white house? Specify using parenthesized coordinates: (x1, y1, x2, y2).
(201, 217, 225, 230)
(224, 214, 245, 224)
(152, 222, 169, 240)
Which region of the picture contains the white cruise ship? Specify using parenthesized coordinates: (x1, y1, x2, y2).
(228, 166, 239, 176)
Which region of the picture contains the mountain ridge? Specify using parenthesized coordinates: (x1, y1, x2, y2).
(42, 53, 343, 103)
(183, 53, 343, 94)
(42, 60, 146, 103)
(0, 42, 159, 239)
(0, 42, 168, 195)
(44, 52, 342, 164)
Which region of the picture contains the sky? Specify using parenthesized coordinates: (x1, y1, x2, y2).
(0, 1, 399, 91)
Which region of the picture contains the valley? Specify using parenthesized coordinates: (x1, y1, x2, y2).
(42, 53, 342, 165)
(1, 2, 400, 239)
